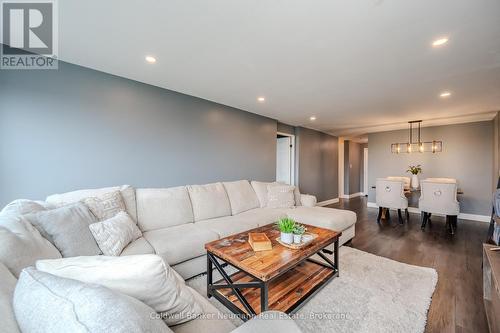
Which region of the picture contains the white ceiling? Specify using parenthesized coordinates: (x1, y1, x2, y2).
(56, 0, 500, 136)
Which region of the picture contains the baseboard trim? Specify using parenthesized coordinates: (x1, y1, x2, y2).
(340, 192, 365, 199)
(367, 202, 490, 223)
(317, 198, 340, 206)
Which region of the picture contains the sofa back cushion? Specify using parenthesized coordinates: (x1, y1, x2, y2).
(136, 187, 194, 232)
(46, 185, 137, 223)
(187, 183, 231, 221)
(14, 267, 172, 333)
(251, 181, 278, 208)
(0, 262, 20, 333)
(1, 199, 54, 216)
(0, 214, 61, 278)
(223, 180, 260, 215)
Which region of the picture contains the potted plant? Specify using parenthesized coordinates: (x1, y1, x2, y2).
(406, 164, 422, 189)
(276, 217, 296, 244)
(292, 224, 306, 244)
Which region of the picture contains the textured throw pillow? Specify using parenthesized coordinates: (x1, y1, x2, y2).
(82, 191, 126, 221)
(14, 267, 171, 333)
(89, 211, 142, 256)
(267, 185, 296, 208)
(23, 203, 101, 257)
(36, 254, 202, 325)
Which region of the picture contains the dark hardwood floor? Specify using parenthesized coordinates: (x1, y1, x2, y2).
(328, 196, 490, 333)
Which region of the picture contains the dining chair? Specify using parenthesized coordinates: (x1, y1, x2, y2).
(419, 180, 460, 234)
(375, 178, 409, 224)
(425, 177, 457, 184)
(387, 176, 411, 190)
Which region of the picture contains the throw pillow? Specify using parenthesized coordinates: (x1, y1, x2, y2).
(14, 267, 171, 333)
(267, 185, 296, 208)
(23, 203, 101, 257)
(36, 254, 202, 325)
(89, 211, 142, 256)
(82, 190, 126, 221)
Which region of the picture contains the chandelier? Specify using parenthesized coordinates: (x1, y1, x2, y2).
(391, 120, 442, 154)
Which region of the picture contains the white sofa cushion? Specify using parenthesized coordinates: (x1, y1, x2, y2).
(120, 237, 155, 256)
(136, 187, 194, 232)
(89, 212, 142, 256)
(267, 185, 295, 208)
(0, 262, 20, 333)
(187, 183, 231, 221)
(300, 194, 317, 207)
(1, 199, 54, 216)
(0, 214, 61, 277)
(195, 207, 287, 238)
(23, 203, 102, 257)
(143, 224, 219, 266)
(251, 181, 277, 208)
(36, 255, 202, 326)
(46, 185, 138, 223)
(14, 267, 172, 333)
(222, 180, 260, 215)
(285, 206, 357, 232)
(82, 190, 126, 221)
(195, 216, 259, 238)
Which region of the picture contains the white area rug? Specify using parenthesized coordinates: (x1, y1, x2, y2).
(187, 247, 438, 333)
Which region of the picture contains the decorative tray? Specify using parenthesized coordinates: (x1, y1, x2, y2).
(276, 233, 318, 249)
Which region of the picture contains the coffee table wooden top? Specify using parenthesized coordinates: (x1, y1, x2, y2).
(205, 224, 340, 281)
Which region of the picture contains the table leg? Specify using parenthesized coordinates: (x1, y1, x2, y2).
(260, 282, 268, 312)
(334, 238, 339, 276)
(207, 254, 213, 298)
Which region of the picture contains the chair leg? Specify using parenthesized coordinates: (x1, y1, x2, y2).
(421, 212, 428, 230)
(377, 207, 383, 223)
(448, 215, 457, 235)
(405, 208, 410, 222)
(398, 209, 404, 224)
(386, 209, 391, 220)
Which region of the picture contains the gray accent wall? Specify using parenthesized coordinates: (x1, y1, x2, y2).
(367, 121, 494, 215)
(296, 127, 338, 202)
(0, 61, 277, 206)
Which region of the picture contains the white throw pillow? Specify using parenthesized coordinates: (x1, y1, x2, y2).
(82, 191, 126, 221)
(89, 212, 142, 256)
(251, 181, 279, 208)
(36, 254, 202, 325)
(267, 185, 296, 208)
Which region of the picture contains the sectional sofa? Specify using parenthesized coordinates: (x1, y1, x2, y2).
(0, 180, 357, 333)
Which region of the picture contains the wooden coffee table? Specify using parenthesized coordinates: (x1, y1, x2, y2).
(205, 223, 341, 320)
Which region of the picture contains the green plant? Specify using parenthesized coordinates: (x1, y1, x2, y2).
(276, 217, 296, 233)
(406, 164, 422, 175)
(293, 224, 306, 235)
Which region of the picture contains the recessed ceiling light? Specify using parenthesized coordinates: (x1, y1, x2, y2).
(440, 91, 451, 98)
(310, 116, 317, 121)
(145, 56, 156, 63)
(432, 37, 449, 47)
(257, 97, 265, 102)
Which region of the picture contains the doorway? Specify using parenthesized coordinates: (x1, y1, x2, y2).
(276, 132, 295, 185)
(363, 147, 369, 195)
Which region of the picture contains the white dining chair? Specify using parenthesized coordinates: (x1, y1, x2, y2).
(419, 180, 460, 234)
(387, 176, 411, 190)
(425, 177, 457, 184)
(376, 178, 409, 223)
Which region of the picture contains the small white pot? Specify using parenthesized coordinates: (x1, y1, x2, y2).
(293, 234, 302, 244)
(411, 174, 419, 189)
(280, 232, 294, 244)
